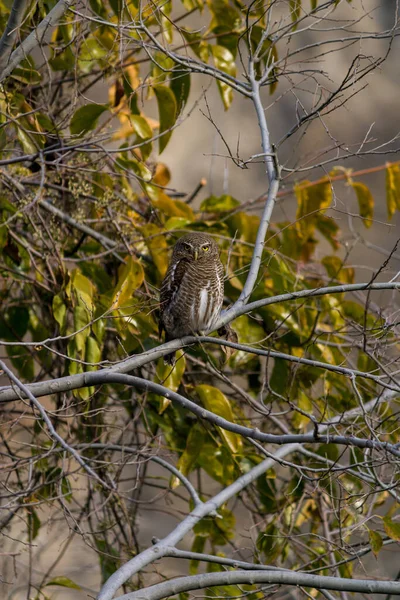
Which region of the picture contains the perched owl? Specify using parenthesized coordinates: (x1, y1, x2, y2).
(159, 232, 224, 365)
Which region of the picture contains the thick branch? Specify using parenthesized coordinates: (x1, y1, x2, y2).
(0, 0, 74, 83)
(95, 384, 390, 598)
(234, 72, 280, 307)
(1, 281, 400, 403)
(97, 445, 295, 600)
(113, 570, 400, 600)
(0, 360, 114, 489)
(0, 0, 28, 73)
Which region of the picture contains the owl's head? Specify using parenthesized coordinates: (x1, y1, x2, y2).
(172, 233, 219, 262)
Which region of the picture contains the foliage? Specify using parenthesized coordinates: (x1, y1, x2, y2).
(0, 0, 399, 599)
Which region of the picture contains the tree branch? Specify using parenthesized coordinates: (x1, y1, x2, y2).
(0, 360, 114, 489)
(97, 445, 295, 600)
(112, 569, 400, 600)
(0, 0, 28, 74)
(0, 0, 74, 83)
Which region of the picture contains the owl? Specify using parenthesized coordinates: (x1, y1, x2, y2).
(159, 232, 224, 365)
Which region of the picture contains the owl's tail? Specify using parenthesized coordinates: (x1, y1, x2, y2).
(164, 351, 176, 366)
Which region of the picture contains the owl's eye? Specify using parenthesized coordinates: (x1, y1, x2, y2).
(182, 243, 191, 251)
(202, 245, 210, 252)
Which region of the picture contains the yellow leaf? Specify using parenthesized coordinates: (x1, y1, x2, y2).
(350, 181, 374, 228)
(156, 350, 186, 413)
(212, 45, 236, 110)
(112, 257, 144, 309)
(153, 163, 171, 187)
(295, 180, 332, 240)
(195, 385, 242, 453)
(383, 516, 400, 541)
(386, 162, 400, 220)
(145, 184, 194, 220)
(368, 529, 383, 556)
(141, 223, 169, 277)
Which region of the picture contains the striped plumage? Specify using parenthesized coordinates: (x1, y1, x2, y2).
(159, 232, 224, 365)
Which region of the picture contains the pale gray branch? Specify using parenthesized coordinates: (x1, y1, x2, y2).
(0, 0, 74, 82)
(0, 0, 28, 73)
(113, 569, 400, 600)
(0, 360, 114, 489)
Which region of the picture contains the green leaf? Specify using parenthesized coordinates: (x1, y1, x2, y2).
(95, 538, 120, 583)
(173, 423, 206, 487)
(295, 180, 332, 241)
(27, 508, 41, 540)
(350, 181, 374, 228)
(45, 576, 81, 590)
(228, 315, 265, 367)
(73, 306, 90, 353)
(78, 37, 108, 73)
(153, 85, 177, 153)
(211, 45, 236, 110)
(52, 293, 67, 332)
(165, 217, 191, 230)
(316, 214, 339, 250)
(383, 516, 400, 541)
(200, 194, 240, 212)
(131, 114, 153, 139)
(0, 306, 29, 340)
(111, 256, 144, 309)
(270, 358, 288, 396)
(170, 67, 191, 114)
(156, 350, 186, 413)
(368, 529, 383, 556)
(86, 335, 101, 368)
(322, 255, 354, 284)
(195, 385, 242, 453)
(70, 104, 109, 136)
(68, 269, 96, 312)
(290, 0, 301, 25)
(256, 522, 284, 561)
(190, 536, 206, 574)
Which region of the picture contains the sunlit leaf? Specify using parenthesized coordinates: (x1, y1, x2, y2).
(141, 223, 169, 276)
(195, 384, 242, 453)
(78, 37, 109, 73)
(52, 293, 67, 332)
(211, 45, 236, 110)
(145, 184, 194, 220)
(383, 516, 400, 541)
(322, 255, 354, 284)
(112, 256, 144, 309)
(200, 194, 240, 212)
(295, 180, 332, 241)
(156, 350, 186, 413)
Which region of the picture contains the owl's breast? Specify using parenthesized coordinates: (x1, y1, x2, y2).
(163, 261, 224, 336)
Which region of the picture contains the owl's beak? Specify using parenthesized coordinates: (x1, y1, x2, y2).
(193, 249, 199, 261)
